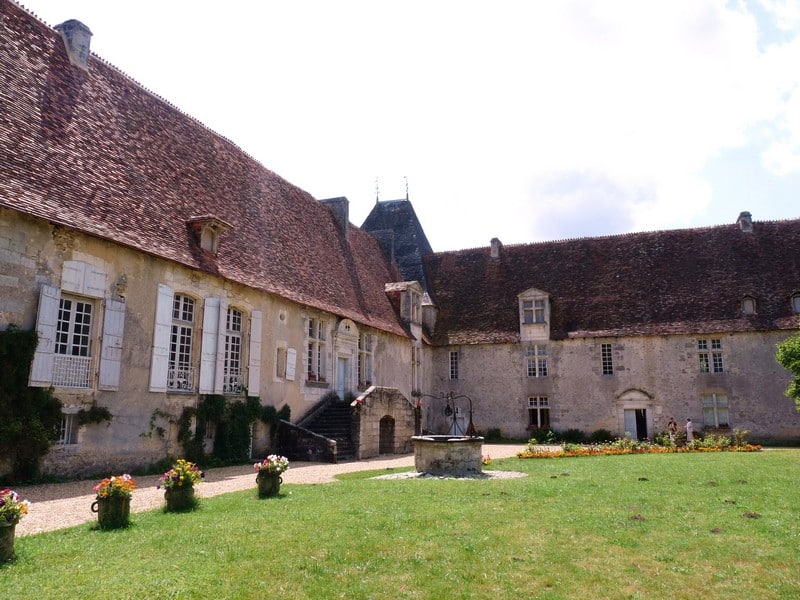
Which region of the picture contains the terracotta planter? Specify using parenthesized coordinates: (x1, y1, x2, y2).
(0, 522, 16, 563)
(91, 495, 131, 529)
(256, 473, 282, 498)
(164, 485, 196, 511)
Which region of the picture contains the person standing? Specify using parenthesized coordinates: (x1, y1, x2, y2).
(685, 418, 694, 442)
(668, 417, 678, 443)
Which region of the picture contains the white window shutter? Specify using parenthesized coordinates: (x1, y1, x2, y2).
(149, 284, 173, 392)
(62, 261, 106, 298)
(286, 347, 297, 381)
(61, 261, 85, 294)
(199, 297, 221, 394)
(248, 310, 262, 394)
(213, 299, 228, 394)
(85, 265, 107, 298)
(98, 298, 126, 390)
(29, 284, 60, 387)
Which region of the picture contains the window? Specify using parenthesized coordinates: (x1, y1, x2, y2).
(449, 350, 459, 380)
(526, 345, 548, 377)
(307, 318, 327, 381)
(702, 394, 729, 428)
(411, 344, 421, 395)
(410, 291, 421, 323)
(528, 396, 550, 429)
(522, 299, 546, 324)
(223, 307, 243, 394)
(601, 343, 613, 375)
(276, 347, 287, 379)
(792, 293, 800, 314)
(742, 296, 756, 315)
(53, 294, 93, 388)
(698, 339, 724, 373)
(31, 269, 126, 391)
(56, 413, 78, 445)
(168, 294, 195, 391)
(358, 332, 374, 387)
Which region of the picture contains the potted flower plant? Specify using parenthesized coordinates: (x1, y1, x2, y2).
(254, 454, 289, 498)
(157, 459, 204, 511)
(91, 474, 136, 529)
(0, 488, 29, 562)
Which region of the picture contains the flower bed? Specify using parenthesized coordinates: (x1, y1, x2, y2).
(517, 440, 762, 459)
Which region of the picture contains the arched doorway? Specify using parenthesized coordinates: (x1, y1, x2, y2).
(616, 389, 654, 441)
(379, 416, 395, 454)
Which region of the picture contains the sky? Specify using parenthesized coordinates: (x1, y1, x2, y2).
(16, 0, 800, 251)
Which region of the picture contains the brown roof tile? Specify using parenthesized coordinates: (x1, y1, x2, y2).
(424, 220, 800, 344)
(0, 1, 406, 337)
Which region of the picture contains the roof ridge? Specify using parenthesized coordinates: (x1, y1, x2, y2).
(432, 215, 800, 256)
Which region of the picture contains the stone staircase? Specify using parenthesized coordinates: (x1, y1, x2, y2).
(301, 401, 356, 461)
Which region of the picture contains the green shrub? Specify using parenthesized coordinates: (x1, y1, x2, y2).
(0, 325, 63, 480)
(561, 428, 588, 443)
(484, 428, 502, 442)
(589, 428, 614, 443)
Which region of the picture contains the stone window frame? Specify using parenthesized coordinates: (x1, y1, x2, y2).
(449, 350, 459, 380)
(306, 317, 328, 383)
(702, 393, 729, 428)
(222, 306, 244, 395)
(168, 293, 198, 392)
(601, 343, 613, 375)
(528, 396, 550, 429)
(526, 344, 548, 378)
(698, 338, 724, 373)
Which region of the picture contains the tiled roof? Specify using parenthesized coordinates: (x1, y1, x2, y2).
(424, 220, 800, 345)
(361, 199, 433, 291)
(0, 1, 406, 337)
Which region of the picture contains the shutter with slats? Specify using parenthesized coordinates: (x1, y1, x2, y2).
(286, 347, 297, 381)
(29, 284, 60, 387)
(149, 284, 173, 392)
(98, 298, 126, 390)
(213, 299, 229, 394)
(247, 310, 262, 394)
(199, 297, 221, 394)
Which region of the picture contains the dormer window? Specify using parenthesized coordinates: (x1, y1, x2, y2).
(523, 299, 546, 324)
(186, 215, 232, 255)
(518, 288, 550, 342)
(741, 296, 756, 316)
(792, 293, 800, 314)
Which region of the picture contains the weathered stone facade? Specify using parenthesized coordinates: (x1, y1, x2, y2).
(352, 387, 417, 459)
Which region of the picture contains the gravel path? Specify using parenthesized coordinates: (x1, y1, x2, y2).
(13, 444, 526, 537)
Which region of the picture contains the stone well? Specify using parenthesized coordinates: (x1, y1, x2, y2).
(411, 435, 484, 476)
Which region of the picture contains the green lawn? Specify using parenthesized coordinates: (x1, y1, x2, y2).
(3, 450, 799, 599)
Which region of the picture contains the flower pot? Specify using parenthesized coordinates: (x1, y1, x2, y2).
(91, 495, 131, 529)
(256, 472, 282, 498)
(0, 522, 15, 563)
(164, 485, 196, 511)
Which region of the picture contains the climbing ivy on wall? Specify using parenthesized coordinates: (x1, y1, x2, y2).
(0, 326, 63, 481)
(178, 395, 291, 466)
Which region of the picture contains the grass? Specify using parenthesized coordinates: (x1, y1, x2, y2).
(3, 450, 799, 599)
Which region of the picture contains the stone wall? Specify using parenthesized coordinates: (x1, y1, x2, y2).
(430, 332, 800, 444)
(353, 387, 416, 459)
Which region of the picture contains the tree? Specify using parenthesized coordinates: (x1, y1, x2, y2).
(0, 326, 63, 480)
(776, 325, 800, 411)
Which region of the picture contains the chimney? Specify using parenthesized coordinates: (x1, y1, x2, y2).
(490, 237, 503, 259)
(320, 197, 349, 239)
(54, 20, 92, 71)
(736, 211, 753, 233)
